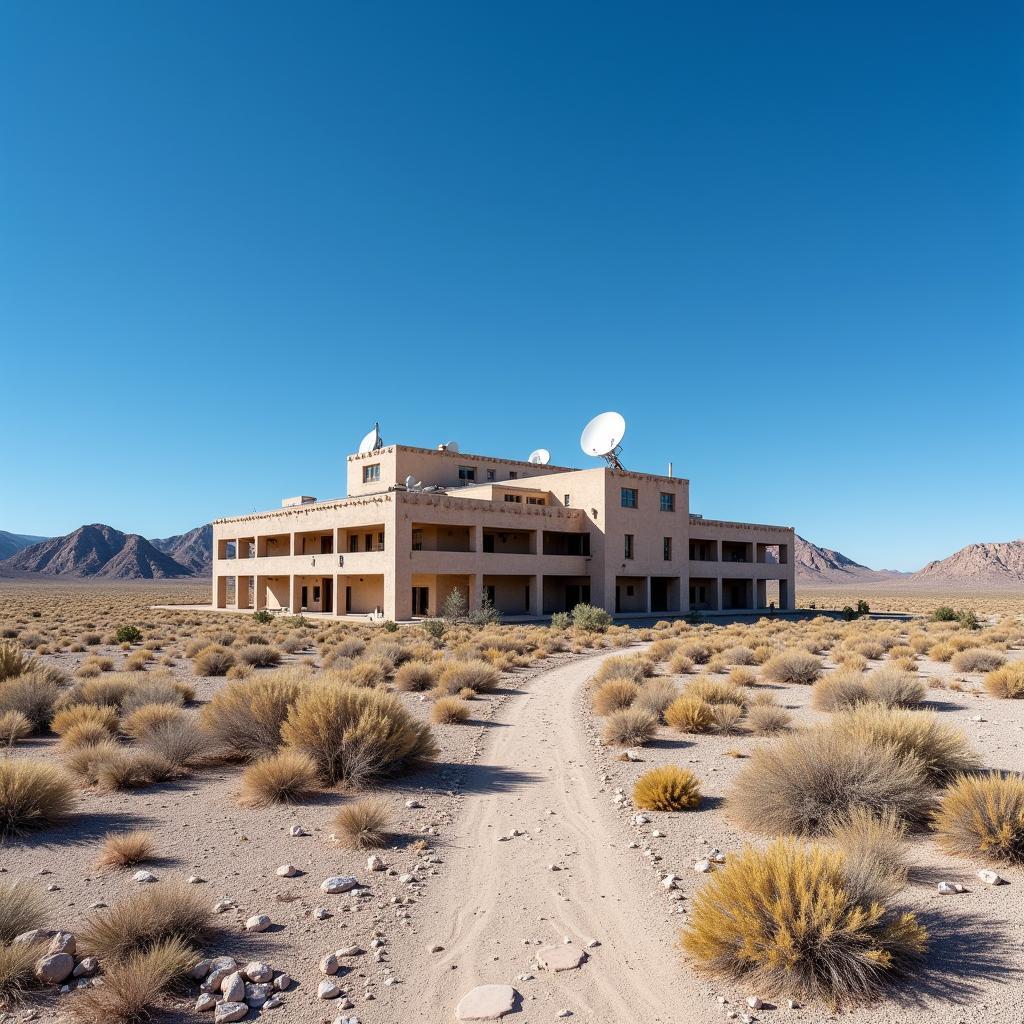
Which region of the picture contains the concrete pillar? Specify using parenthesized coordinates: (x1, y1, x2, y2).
(385, 504, 412, 621)
(714, 577, 722, 611)
(472, 524, 483, 553)
(291, 575, 301, 614)
(255, 576, 267, 610)
(644, 576, 652, 614)
(469, 573, 482, 611)
(530, 574, 543, 616)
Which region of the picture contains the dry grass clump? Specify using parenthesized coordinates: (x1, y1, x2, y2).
(438, 659, 500, 694)
(121, 703, 185, 740)
(723, 645, 757, 665)
(812, 668, 870, 711)
(681, 838, 926, 1003)
(0, 881, 46, 941)
(746, 702, 791, 735)
(951, 648, 1005, 673)
(59, 721, 113, 750)
(684, 677, 747, 707)
(933, 772, 1024, 865)
(431, 696, 470, 724)
(828, 705, 980, 785)
(238, 750, 319, 806)
(0, 942, 43, 1005)
(51, 703, 119, 737)
(69, 935, 193, 1024)
(191, 644, 235, 676)
(0, 710, 32, 747)
(282, 684, 436, 785)
(592, 678, 639, 716)
(0, 669, 63, 732)
(728, 728, 934, 836)
(633, 765, 701, 811)
(726, 666, 757, 688)
(333, 797, 392, 849)
(0, 641, 29, 681)
(710, 702, 744, 734)
(984, 661, 1024, 698)
(136, 718, 212, 771)
(237, 643, 282, 668)
(763, 649, 822, 685)
(96, 830, 156, 870)
(665, 695, 715, 734)
(119, 678, 186, 715)
(592, 655, 653, 686)
(393, 660, 438, 692)
(0, 758, 76, 838)
(667, 651, 694, 675)
(633, 677, 678, 720)
(862, 667, 927, 708)
(200, 672, 304, 759)
(601, 706, 658, 746)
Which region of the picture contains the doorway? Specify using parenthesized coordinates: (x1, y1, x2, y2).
(411, 587, 429, 616)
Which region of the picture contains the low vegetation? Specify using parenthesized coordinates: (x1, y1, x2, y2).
(632, 766, 701, 811)
(933, 773, 1024, 865)
(333, 797, 392, 849)
(0, 759, 76, 838)
(95, 830, 156, 870)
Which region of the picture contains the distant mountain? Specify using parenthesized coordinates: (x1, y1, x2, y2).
(1, 524, 193, 579)
(151, 524, 212, 575)
(795, 535, 908, 585)
(913, 539, 1024, 586)
(0, 531, 49, 561)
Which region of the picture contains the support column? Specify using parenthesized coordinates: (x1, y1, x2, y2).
(469, 573, 482, 611)
(255, 577, 267, 611)
(472, 524, 483, 553)
(530, 574, 543, 616)
(644, 576, 652, 614)
(384, 503, 412, 621)
(290, 575, 301, 614)
(714, 577, 722, 611)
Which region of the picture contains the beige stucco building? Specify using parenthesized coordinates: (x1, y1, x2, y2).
(212, 444, 795, 620)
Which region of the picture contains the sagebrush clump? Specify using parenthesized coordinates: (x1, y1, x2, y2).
(0, 759, 76, 838)
(333, 797, 392, 849)
(633, 766, 701, 811)
(933, 772, 1024, 865)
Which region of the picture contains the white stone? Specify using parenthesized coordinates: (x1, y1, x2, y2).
(318, 979, 342, 1000)
(132, 870, 157, 883)
(245, 982, 274, 1006)
(34, 953, 74, 984)
(188, 875, 206, 883)
(709, 849, 727, 864)
(221, 971, 246, 1002)
(273, 973, 291, 991)
(455, 984, 518, 1020)
(405, 799, 424, 808)
(336, 945, 364, 957)
(694, 859, 713, 873)
(276, 864, 299, 877)
(213, 900, 236, 913)
(536, 945, 587, 972)
(72, 957, 98, 978)
(321, 875, 359, 894)
(244, 961, 273, 983)
(244, 914, 271, 932)
(978, 869, 1007, 885)
(320, 953, 339, 975)
(195, 993, 217, 1012)
(661, 875, 678, 889)
(937, 881, 963, 895)
(746, 996, 763, 1010)
(214, 1002, 248, 1023)
(289, 824, 310, 836)
(367, 855, 386, 871)
(47, 932, 75, 956)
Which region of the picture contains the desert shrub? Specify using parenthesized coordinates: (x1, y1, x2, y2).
(681, 839, 926, 1002)
(646, 638, 680, 663)
(633, 766, 701, 811)
(0, 759, 75, 838)
(728, 728, 934, 836)
(431, 696, 470, 724)
(684, 676, 748, 707)
(366, 639, 411, 667)
(51, 703, 119, 738)
(931, 606, 957, 622)
(933, 773, 1024, 865)
(592, 679, 639, 716)
(726, 666, 758, 688)
(665, 695, 715, 734)
(668, 651, 694, 675)
(394, 660, 438, 692)
(61, 719, 114, 750)
(827, 807, 909, 904)
(0, 881, 45, 941)
(863, 667, 927, 707)
(828, 705, 981, 785)
(238, 750, 319, 806)
(811, 669, 870, 712)
(115, 626, 143, 644)
(191, 644, 235, 676)
(238, 643, 282, 668)
(0, 670, 63, 733)
(0, 710, 32, 747)
(119, 678, 185, 716)
(438, 659, 500, 694)
(137, 718, 212, 770)
(710, 702, 744, 734)
(957, 609, 980, 630)
(0, 642, 29, 681)
(984, 662, 1024, 699)
(79, 880, 211, 961)
(0, 942, 42, 1004)
(763, 650, 822, 685)
(121, 703, 185, 740)
(850, 640, 885, 661)
(633, 677, 678, 720)
(548, 611, 570, 630)
(590, 656, 650, 687)
(98, 750, 177, 791)
(123, 650, 152, 672)
(928, 641, 956, 662)
(723, 645, 757, 666)
(62, 675, 132, 709)
(251, 609, 274, 625)
(746, 702, 791, 734)
(96, 831, 156, 870)
(951, 648, 1005, 673)
(601, 706, 657, 746)
(344, 657, 391, 688)
(333, 797, 392, 849)
(571, 604, 612, 632)
(679, 641, 713, 665)
(282, 684, 436, 785)
(200, 672, 303, 759)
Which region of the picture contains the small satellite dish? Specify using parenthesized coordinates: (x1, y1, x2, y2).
(358, 422, 383, 454)
(404, 475, 416, 489)
(580, 411, 626, 469)
(528, 448, 551, 465)
(444, 440, 460, 454)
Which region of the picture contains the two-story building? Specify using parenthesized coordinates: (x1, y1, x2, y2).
(212, 443, 795, 620)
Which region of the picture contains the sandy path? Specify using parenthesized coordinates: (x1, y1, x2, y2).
(387, 651, 685, 1023)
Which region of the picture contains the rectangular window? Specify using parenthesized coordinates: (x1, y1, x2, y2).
(458, 466, 476, 482)
(362, 464, 380, 483)
(660, 492, 675, 512)
(621, 487, 638, 509)
(509, 471, 518, 479)
(486, 469, 496, 481)
(348, 535, 358, 553)
(377, 531, 385, 551)
(411, 529, 423, 551)
(526, 496, 545, 505)
(564, 494, 570, 507)
(663, 537, 672, 560)
(504, 493, 522, 503)
(364, 533, 373, 552)
(624, 534, 634, 559)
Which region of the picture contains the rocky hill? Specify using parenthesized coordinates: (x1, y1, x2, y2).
(151, 525, 212, 575)
(794, 535, 906, 585)
(913, 539, 1024, 586)
(1, 524, 193, 579)
(0, 531, 49, 561)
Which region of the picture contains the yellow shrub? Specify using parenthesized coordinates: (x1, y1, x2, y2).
(633, 766, 701, 811)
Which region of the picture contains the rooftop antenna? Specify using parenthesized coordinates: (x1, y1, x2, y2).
(358, 422, 384, 454)
(437, 440, 460, 454)
(528, 448, 551, 465)
(580, 411, 626, 470)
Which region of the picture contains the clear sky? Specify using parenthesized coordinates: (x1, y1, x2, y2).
(1, 2, 1021, 570)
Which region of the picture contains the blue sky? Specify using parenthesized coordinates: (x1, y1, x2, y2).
(1, 2, 1021, 570)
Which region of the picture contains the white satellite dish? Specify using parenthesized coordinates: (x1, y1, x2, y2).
(444, 440, 460, 454)
(528, 448, 551, 465)
(358, 422, 383, 454)
(580, 411, 626, 469)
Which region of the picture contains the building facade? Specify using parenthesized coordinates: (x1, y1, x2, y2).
(212, 444, 795, 620)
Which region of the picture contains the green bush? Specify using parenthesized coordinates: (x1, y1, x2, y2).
(549, 612, 570, 630)
(931, 606, 957, 622)
(571, 604, 612, 633)
(468, 594, 502, 626)
(441, 590, 467, 625)
(381, 620, 399, 633)
(115, 626, 143, 644)
(957, 609, 980, 630)
(251, 610, 274, 624)
(422, 618, 446, 639)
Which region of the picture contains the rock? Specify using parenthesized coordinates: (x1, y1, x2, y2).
(693, 859, 713, 873)
(585, 938, 600, 948)
(661, 874, 678, 889)
(47, 933, 75, 956)
(318, 979, 342, 1000)
(34, 953, 74, 984)
(320, 953, 339, 975)
(190, 958, 214, 980)
(536, 945, 587, 972)
(213, 900, 236, 913)
(321, 876, 359, 894)
(337, 997, 355, 1009)
(746, 996, 763, 1009)
(709, 849, 727, 864)
(214, 1002, 248, 1023)
(195, 993, 217, 1012)
(455, 984, 518, 1020)
(313, 907, 331, 920)
(264, 996, 284, 1009)
(132, 870, 157, 883)
(405, 799, 423, 808)
(557, 1012, 573, 1019)
(188, 875, 206, 884)
(289, 824, 310, 837)
(367, 855, 386, 872)
(12, 929, 57, 945)
(221, 971, 246, 1002)
(276, 864, 300, 878)
(273, 973, 291, 991)
(978, 869, 1007, 885)
(937, 881, 964, 895)
(429, 943, 445, 953)
(72, 957, 98, 978)
(632, 814, 650, 825)
(244, 915, 271, 932)
(244, 961, 273, 983)
(245, 982, 274, 1006)
(336, 945, 364, 957)
(624, 749, 643, 761)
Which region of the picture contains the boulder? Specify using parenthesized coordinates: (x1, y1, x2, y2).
(34, 953, 74, 984)
(455, 984, 518, 1020)
(214, 1002, 248, 1023)
(321, 876, 359, 894)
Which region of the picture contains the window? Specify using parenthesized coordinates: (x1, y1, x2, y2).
(509, 471, 518, 479)
(626, 585, 635, 597)
(504, 493, 522, 503)
(348, 535, 359, 553)
(377, 531, 385, 551)
(526, 496, 545, 505)
(411, 529, 423, 551)
(363, 464, 380, 483)
(660, 492, 675, 512)
(364, 533, 373, 552)
(458, 466, 476, 482)
(564, 494, 570, 507)
(486, 469, 496, 481)
(621, 487, 638, 509)
(624, 534, 634, 559)
(663, 537, 672, 561)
